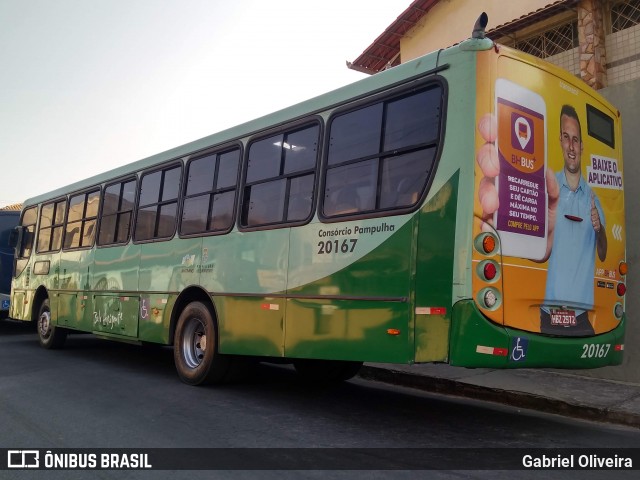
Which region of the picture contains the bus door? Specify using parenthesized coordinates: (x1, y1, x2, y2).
(10, 206, 38, 320)
(57, 249, 94, 329)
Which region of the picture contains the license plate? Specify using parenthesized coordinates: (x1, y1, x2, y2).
(550, 309, 576, 326)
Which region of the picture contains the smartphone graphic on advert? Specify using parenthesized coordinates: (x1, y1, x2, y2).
(494, 79, 547, 260)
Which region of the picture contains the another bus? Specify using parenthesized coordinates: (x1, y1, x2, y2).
(1, 210, 19, 319)
(9, 17, 627, 385)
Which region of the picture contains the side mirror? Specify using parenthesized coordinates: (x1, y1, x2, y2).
(8, 227, 21, 248)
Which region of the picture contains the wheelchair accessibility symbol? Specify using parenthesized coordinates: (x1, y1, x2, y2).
(140, 298, 149, 320)
(510, 336, 529, 362)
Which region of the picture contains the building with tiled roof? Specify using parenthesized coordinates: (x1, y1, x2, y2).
(350, 0, 640, 90)
(0, 203, 22, 211)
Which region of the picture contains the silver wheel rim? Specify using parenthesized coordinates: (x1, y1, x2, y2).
(181, 316, 207, 369)
(39, 309, 51, 339)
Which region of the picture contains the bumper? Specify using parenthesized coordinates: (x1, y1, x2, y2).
(449, 300, 625, 369)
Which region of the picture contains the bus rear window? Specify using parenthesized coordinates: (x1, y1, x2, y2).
(587, 104, 615, 148)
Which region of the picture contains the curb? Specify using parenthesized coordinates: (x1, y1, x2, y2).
(358, 365, 640, 429)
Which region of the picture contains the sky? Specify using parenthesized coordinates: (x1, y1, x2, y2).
(0, 0, 410, 207)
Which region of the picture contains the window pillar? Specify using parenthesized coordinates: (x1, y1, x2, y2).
(578, 0, 608, 89)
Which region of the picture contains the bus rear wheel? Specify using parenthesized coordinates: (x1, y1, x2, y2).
(173, 301, 231, 386)
(37, 299, 67, 349)
(293, 359, 363, 383)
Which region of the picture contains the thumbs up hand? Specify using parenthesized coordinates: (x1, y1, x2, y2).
(591, 192, 602, 233)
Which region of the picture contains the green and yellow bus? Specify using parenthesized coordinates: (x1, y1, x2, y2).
(9, 18, 627, 385)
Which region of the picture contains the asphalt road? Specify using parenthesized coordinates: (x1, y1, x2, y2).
(1, 319, 638, 480)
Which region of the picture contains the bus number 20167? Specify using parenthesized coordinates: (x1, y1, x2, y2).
(317, 239, 358, 255)
(581, 343, 611, 359)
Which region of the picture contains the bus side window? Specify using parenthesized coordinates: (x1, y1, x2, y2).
(241, 122, 319, 229)
(180, 148, 240, 236)
(37, 199, 66, 252)
(379, 148, 436, 209)
(98, 179, 136, 245)
(322, 84, 442, 219)
(328, 188, 360, 216)
(64, 189, 100, 250)
(323, 160, 377, 217)
(135, 165, 181, 242)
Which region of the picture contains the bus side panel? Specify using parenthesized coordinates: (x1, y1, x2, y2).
(284, 217, 415, 363)
(202, 230, 288, 357)
(449, 300, 509, 367)
(414, 171, 460, 362)
(285, 299, 410, 362)
(57, 249, 93, 330)
(92, 243, 142, 337)
(137, 238, 201, 343)
(28, 252, 59, 320)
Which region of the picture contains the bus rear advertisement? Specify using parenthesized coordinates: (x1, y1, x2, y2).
(8, 20, 626, 385)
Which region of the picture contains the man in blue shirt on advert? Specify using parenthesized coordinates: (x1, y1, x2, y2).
(539, 104, 608, 336)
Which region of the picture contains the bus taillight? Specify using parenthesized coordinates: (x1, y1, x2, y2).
(614, 303, 624, 319)
(483, 262, 497, 281)
(484, 289, 498, 308)
(478, 288, 500, 310)
(475, 232, 498, 256)
(617, 282, 626, 297)
(476, 259, 500, 282)
(482, 235, 496, 255)
(619, 261, 628, 276)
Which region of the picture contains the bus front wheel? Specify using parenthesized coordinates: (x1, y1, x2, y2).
(37, 299, 67, 349)
(173, 301, 230, 385)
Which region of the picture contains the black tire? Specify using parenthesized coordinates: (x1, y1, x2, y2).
(293, 359, 363, 383)
(37, 299, 67, 349)
(173, 301, 230, 385)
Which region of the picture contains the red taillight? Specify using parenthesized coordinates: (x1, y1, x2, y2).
(617, 283, 626, 296)
(484, 262, 497, 280)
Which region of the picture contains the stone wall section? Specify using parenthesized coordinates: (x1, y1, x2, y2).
(578, 0, 608, 88)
